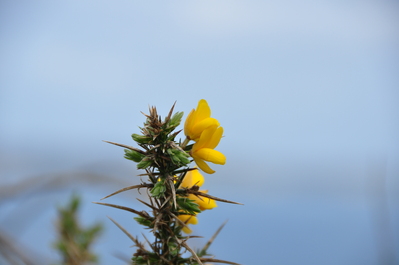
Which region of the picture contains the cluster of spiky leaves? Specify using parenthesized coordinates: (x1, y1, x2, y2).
(54, 194, 103, 265)
(95, 104, 240, 265)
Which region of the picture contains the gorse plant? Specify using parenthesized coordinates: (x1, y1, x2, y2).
(54, 194, 103, 265)
(95, 99, 241, 265)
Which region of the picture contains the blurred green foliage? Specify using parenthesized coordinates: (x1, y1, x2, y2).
(54, 194, 103, 265)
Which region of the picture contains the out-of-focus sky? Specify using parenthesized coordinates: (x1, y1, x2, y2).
(1, 1, 398, 264)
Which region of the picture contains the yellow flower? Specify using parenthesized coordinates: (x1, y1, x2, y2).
(180, 168, 217, 211)
(184, 99, 219, 141)
(191, 126, 226, 174)
(177, 215, 198, 234)
(181, 168, 205, 187)
(194, 190, 217, 211)
(177, 168, 217, 233)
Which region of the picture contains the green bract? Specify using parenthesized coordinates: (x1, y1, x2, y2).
(169, 111, 184, 128)
(176, 197, 201, 215)
(137, 158, 152, 169)
(132, 133, 152, 144)
(124, 149, 145, 162)
(134, 217, 153, 227)
(167, 148, 190, 166)
(150, 179, 167, 198)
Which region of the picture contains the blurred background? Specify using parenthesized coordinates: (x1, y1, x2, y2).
(1, 0, 398, 264)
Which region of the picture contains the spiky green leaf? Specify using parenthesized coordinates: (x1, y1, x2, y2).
(150, 179, 166, 198)
(137, 158, 152, 169)
(124, 149, 145, 162)
(176, 197, 201, 215)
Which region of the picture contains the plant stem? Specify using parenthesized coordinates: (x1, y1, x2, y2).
(181, 137, 190, 149)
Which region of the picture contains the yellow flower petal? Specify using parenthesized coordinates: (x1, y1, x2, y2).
(177, 215, 198, 234)
(194, 158, 215, 174)
(194, 148, 226, 165)
(198, 198, 217, 211)
(192, 125, 218, 151)
(207, 126, 223, 149)
(178, 214, 198, 225)
(194, 99, 211, 122)
(184, 109, 195, 138)
(189, 191, 217, 211)
(180, 168, 204, 188)
(190, 118, 219, 141)
(184, 99, 220, 141)
(190, 168, 205, 187)
(182, 226, 192, 234)
(180, 172, 191, 188)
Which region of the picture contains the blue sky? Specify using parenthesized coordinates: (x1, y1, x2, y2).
(1, 1, 398, 264)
